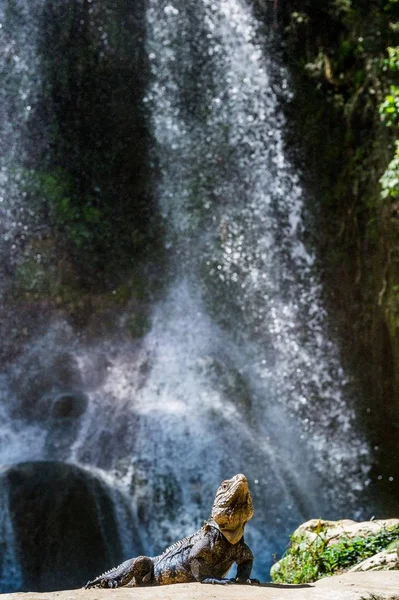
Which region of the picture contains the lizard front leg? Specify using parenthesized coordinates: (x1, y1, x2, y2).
(189, 541, 232, 585)
(232, 541, 259, 585)
(192, 559, 232, 585)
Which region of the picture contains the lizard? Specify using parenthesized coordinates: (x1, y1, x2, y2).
(84, 473, 258, 588)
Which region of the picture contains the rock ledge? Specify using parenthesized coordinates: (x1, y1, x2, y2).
(3, 572, 399, 600)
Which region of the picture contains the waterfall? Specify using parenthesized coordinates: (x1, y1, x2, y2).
(0, 0, 371, 590)
(0, 0, 45, 296)
(143, 0, 370, 489)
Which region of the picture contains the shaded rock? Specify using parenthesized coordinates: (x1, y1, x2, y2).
(49, 391, 88, 419)
(8, 349, 84, 421)
(1, 462, 140, 592)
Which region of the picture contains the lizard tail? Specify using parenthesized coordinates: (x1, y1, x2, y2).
(84, 556, 153, 589)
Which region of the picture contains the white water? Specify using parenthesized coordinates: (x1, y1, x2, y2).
(0, 0, 47, 294)
(144, 0, 370, 498)
(0, 0, 371, 586)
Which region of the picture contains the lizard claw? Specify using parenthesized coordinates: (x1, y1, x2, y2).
(85, 579, 101, 589)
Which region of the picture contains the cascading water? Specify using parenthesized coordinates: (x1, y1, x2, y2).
(144, 0, 371, 493)
(0, 0, 372, 591)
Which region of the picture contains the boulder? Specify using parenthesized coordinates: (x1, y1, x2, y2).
(0, 462, 141, 592)
(271, 518, 399, 584)
(292, 518, 399, 546)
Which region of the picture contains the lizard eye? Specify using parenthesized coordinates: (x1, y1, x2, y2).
(222, 483, 228, 490)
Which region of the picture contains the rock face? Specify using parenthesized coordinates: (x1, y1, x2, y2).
(1, 462, 140, 593)
(271, 518, 399, 584)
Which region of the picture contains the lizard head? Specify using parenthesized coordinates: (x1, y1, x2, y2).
(211, 473, 254, 544)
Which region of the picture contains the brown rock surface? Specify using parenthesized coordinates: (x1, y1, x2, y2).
(2, 572, 399, 600)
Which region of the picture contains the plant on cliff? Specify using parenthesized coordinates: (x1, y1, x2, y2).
(24, 168, 106, 250)
(271, 523, 399, 584)
(380, 141, 399, 198)
(380, 42, 399, 197)
(380, 86, 399, 127)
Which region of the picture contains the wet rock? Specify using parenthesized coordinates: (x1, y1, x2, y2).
(50, 391, 88, 419)
(8, 350, 84, 421)
(1, 462, 134, 592)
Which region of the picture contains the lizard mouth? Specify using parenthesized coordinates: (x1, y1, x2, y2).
(228, 474, 249, 497)
(233, 474, 248, 486)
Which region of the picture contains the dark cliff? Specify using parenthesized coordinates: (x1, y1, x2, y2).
(254, 0, 399, 507)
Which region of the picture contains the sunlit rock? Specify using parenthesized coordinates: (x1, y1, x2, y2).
(271, 518, 399, 583)
(349, 548, 399, 572)
(292, 518, 399, 546)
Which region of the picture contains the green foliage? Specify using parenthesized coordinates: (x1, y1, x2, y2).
(322, 525, 399, 570)
(380, 85, 399, 126)
(386, 46, 399, 70)
(291, 12, 309, 25)
(386, 537, 399, 551)
(272, 533, 327, 584)
(28, 169, 105, 249)
(379, 45, 399, 198)
(14, 258, 56, 295)
(377, 32, 399, 210)
(271, 524, 399, 584)
(16, 166, 116, 262)
(380, 141, 399, 197)
(380, 45, 399, 198)
(330, 0, 352, 16)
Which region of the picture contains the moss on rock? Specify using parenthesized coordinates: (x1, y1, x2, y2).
(271, 519, 399, 584)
